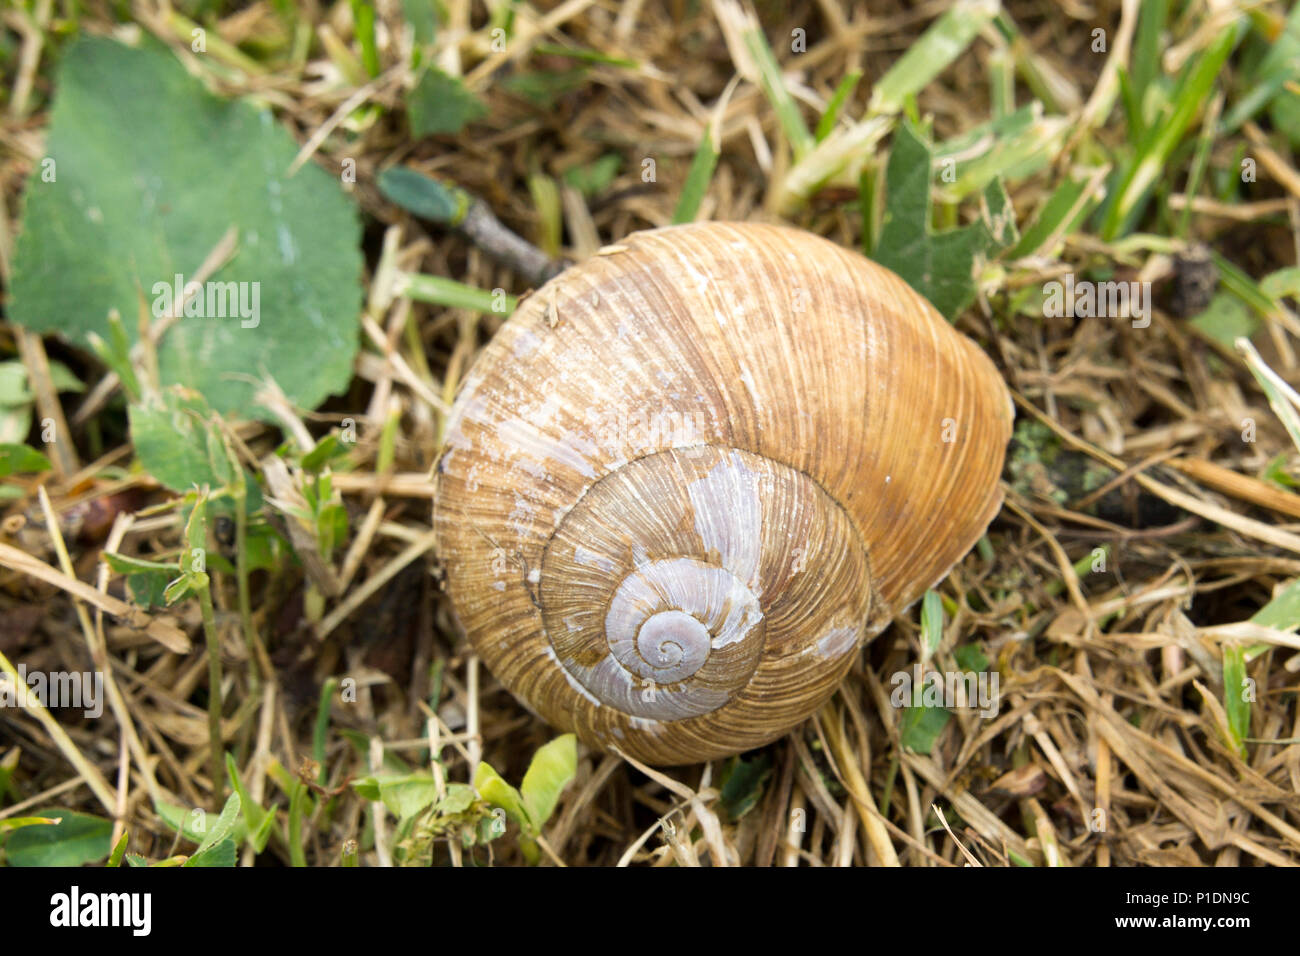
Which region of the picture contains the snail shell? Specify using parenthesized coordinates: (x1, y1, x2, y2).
(433, 222, 1012, 765)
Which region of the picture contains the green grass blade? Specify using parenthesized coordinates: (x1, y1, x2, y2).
(868, 0, 1000, 117)
(395, 272, 517, 314)
(673, 124, 721, 224)
(815, 70, 862, 141)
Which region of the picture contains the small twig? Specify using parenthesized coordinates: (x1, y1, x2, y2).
(458, 199, 566, 286)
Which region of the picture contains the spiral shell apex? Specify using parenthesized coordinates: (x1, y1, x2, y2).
(433, 221, 1013, 765)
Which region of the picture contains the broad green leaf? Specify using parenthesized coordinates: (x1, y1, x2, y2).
(154, 802, 208, 843)
(402, 0, 438, 48)
(4, 808, 112, 866)
(129, 387, 260, 514)
(0, 443, 51, 478)
(953, 643, 990, 672)
(562, 154, 622, 197)
(9, 36, 363, 419)
(1270, 88, 1300, 149)
(1260, 267, 1300, 301)
(193, 792, 241, 856)
(435, 783, 477, 815)
(129, 387, 223, 492)
(47, 361, 85, 394)
(1252, 578, 1300, 630)
(104, 551, 175, 608)
(873, 123, 1017, 320)
(473, 761, 531, 830)
(300, 434, 347, 474)
(1188, 293, 1258, 351)
(378, 773, 440, 820)
(900, 705, 951, 754)
(0, 363, 32, 405)
(519, 734, 577, 830)
(185, 837, 237, 867)
(408, 67, 487, 136)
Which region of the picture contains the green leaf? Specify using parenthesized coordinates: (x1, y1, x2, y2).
(953, 643, 990, 673)
(1252, 578, 1300, 630)
(3, 808, 113, 866)
(9, 36, 362, 419)
(193, 792, 241, 856)
(920, 589, 944, 664)
(0, 363, 33, 405)
(408, 67, 487, 136)
(0, 815, 62, 833)
(0, 443, 51, 478)
(1221, 645, 1249, 757)
(300, 433, 347, 474)
(868, 0, 1000, 116)
(1005, 166, 1106, 259)
(1222, 4, 1300, 133)
(815, 70, 862, 142)
(561, 154, 622, 197)
(435, 783, 477, 815)
(1270, 87, 1300, 149)
(873, 123, 1016, 320)
(185, 838, 237, 867)
(519, 733, 577, 830)
(104, 551, 176, 608)
(47, 361, 86, 394)
(473, 761, 531, 831)
(673, 124, 720, 225)
(718, 753, 773, 821)
(377, 167, 470, 224)
(107, 829, 130, 866)
(378, 773, 440, 821)
(1100, 22, 1242, 239)
(130, 387, 223, 492)
(155, 801, 211, 844)
(501, 69, 588, 108)
(899, 705, 952, 754)
(1188, 293, 1258, 351)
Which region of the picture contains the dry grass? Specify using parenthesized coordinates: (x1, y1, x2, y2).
(1, 0, 1299, 867)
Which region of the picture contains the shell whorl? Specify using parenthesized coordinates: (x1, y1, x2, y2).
(433, 222, 1013, 765)
(538, 446, 873, 727)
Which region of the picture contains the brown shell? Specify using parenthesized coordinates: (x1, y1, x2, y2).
(433, 222, 1012, 765)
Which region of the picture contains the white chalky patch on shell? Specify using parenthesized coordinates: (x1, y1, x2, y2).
(811, 624, 860, 660)
(508, 493, 537, 537)
(491, 580, 505, 591)
(629, 716, 661, 732)
(574, 545, 616, 572)
(496, 417, 597, 479)
(688, 452, 763, 590)
(738, 365, 763, 416)
(444, 394, 487, 451)
(512, 328, 542, 359)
